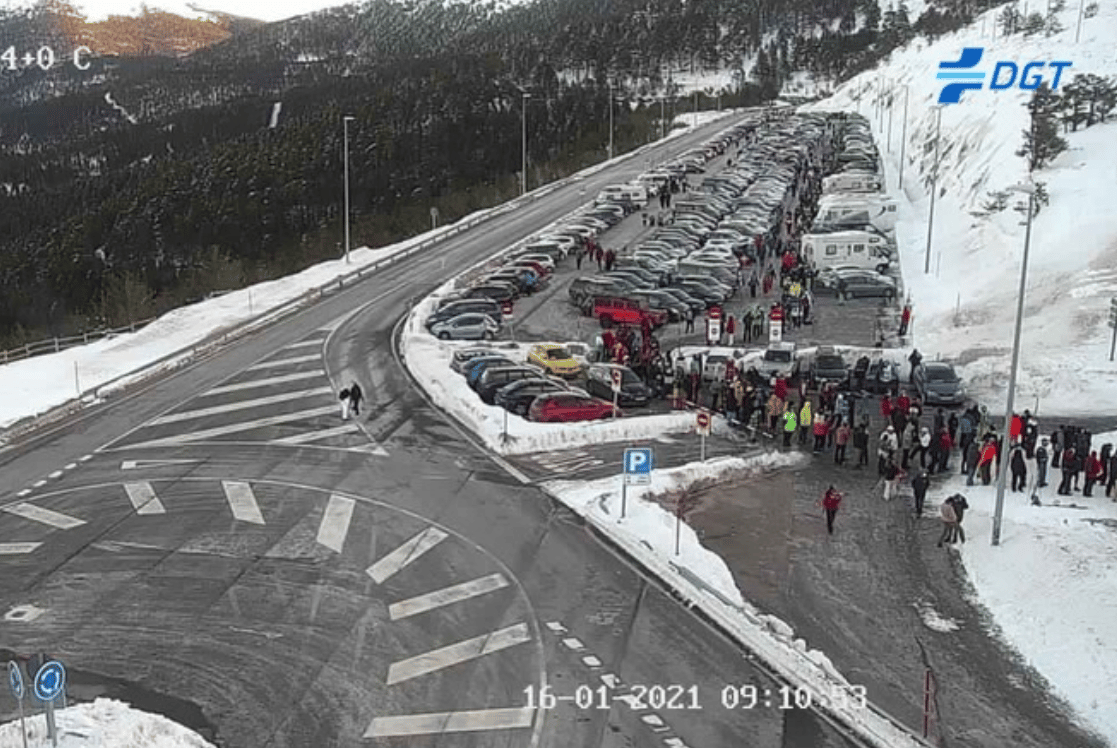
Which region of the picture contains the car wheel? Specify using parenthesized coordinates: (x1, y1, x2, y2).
(484, 330, 494, 340)
(842, 291, 852, 301)
(438, 332, 450, 340)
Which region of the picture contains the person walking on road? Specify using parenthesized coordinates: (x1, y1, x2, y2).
(912, 470, 930, 517)
(767, 391, 783, 433)
(1084, 450, 1103, 497)
(782, 403, 798, 448)
(822, 485, 843, 535)
(339, 386, 351, 420)
(908, 348, 922, 383)
(881, 458, 903, 501)
(812, 412, 829, 453)
(853, 419, 869, 468)
(348, 382, 363, 417)
(950, 494, 969, 542)
(685, 308, 695, 334)
(937, 496, 958, 547)
(1010, 446, 1027, 492)
(899, 302, 912, 337)
(798, 400, 812, 447)
(834, 419, 851, 465)
(1035, 438, 1049, 487)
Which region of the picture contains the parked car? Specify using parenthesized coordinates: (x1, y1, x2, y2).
(528, 392, 622, 422)
(428, 299, 502, 329)
(808, 346, 849, 387)
(495, 378, 568, 416)
(449, 347, 496, 374)
(851, 357, 900, 395)
(913, 361, 966, 406)
(429, 313, 500, 341)
(463, 283, 516, 303)
(526, 343, 583, 378)
(591, 296, 669, 329)
(563, 341, 595, 367)
(477, 366, 541, 404)
(834, 271, 898, 300)
(465, 355, 516, 387)
(584, 364, 653, 407)
(570, 277, 625, 307)
(757, 342, 800, 380)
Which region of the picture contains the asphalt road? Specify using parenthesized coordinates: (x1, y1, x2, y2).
(0, 113, 869, 748)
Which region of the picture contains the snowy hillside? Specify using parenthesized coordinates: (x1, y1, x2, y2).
(805, 0, 1117, 417)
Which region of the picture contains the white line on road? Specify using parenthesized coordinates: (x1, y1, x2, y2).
(283, 339, 325, 349)
(222, 481, 265, 525)
(366, 527, 448, 583)
(124, 405, 339, 448)
(386, 623, 531, 685)
(79, 454, 92, 462)
(0, 542, 42, 555)
(246, 354, 320, 370)
(15, 489, 30, 498)
(272, 422, 360, 445)
(124, 482, 166, 515)
(316, 494, 355, 552)
(149, 387, 333, 425)
(63, 463, 77, 470)
(3, 503, 85, 529)
(120, 459, 201, 470)
(207, 370, 323, 395)
(364, 707, 534, 738)
(32, 480, 46, 488)
(389, 573, 509, 620)
(48, 470, 63, 479)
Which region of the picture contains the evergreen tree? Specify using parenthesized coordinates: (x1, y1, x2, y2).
(1016, 83, 1067, 171)
(1022, 11, 1045, 35)
(862, 0, 882, 31)
(998, 3, 1020, 34)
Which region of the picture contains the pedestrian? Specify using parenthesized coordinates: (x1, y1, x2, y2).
(937, 427, 953, 473)
(1051, 426, 1064, 468)
(798, 399, 812, 446)
(917, 426, 931, 469)
(947, 411, 959, 444)
(339, 386, 351, 420)
(901, 421, 918, 469)
(1084, 450, 1103, 497)
(1058, 446, 1076, 495)
(1035, 438, 1049, 487)
(911, 470, 930, 517)
(748, 271, 759, 298)
(835, 419, 851, 465)
(878, 424, 898, 475)
(725, 314, 736, 345)
(782, 402, 798, 448)
(685, 308, 695, 333)
(1070, 445, 1083, 492)
(822, 485, 843, 535)
(880, 394, 893, 420)
(937, 496, 958, 547)
(853, 420, 869, 468)
(882, 458, 903, 500)
(1010, 446, 1027, 492)
(899, 302, 912, 337)
(767, 392, 782, 433)
(349, 382, 363, 416)
(812, 412, 829, 453)
(1107, 448, 1117, 499)
(908, 348, 922, 383)
(950, 494, 969, 542)
(964, 433, 980, 486)
(978, 437, 997, 485)
(1099, 443, 1113, 487)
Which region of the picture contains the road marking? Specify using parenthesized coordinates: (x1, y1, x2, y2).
(247, 354, 320, 370)
(79, 454, 93, 462)
(389, 573, 509, 621)
(545, 621, 567, 634)
(272, 422, 360, 445)
(124, 482, 166, 515)
(120, 459, 201, 470)
(222, 481, 265, 525)
(642, 714, 669, 732)
(149, 387, 333, 425)
(124, 405, 339, 448)
(63, 463, 77, 470)
(0, 542, 42, 555)
(207, 370, 323, 395)
(32, 480, 46, 488)
(582, 655, 602, 668)
(364, 707, 534, 738)
(561, 637, 585, 651)
(47, 470, 63, 479)
(3, 503, 85, 530)
(386, 623, 531, 685)
(15, 489, 30, 498)
(283, 339, 325, 349)
(346, 443, 390, 456)
(366, 527, 448, 583)
(664, 739, 691, 748)
(316, 494, 355, 552)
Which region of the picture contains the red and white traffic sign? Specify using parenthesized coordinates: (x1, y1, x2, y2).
(501, 300, 514, 317)
(769, 306, 783, 321)
(696, 410, 711, 436)
(611, 367, 623, 392)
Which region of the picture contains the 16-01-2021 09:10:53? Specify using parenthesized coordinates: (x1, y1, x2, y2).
(523, 682, 868, 711)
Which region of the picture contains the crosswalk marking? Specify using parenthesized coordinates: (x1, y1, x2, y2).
(316, 494, 355, 552)
(149, 387, 333, 425)
(386, 623, 531, 685)
(3, 503, 85, 530)
(389, 573, 509, 621)
(222, 481, 265, 525)
(124, 405, 339, 448)
(0, 542, 43, 555)
(272, 422, 360, 445)
(247, 354, 320, 370)
(363, 707, 534, 738)
(207, 371, 323, 395)
(283, 339, 325, 350)
(366, 527, 448, 583)
(124, 482, 166, 515)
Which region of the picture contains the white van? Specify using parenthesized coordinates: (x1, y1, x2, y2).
(816, 195, 898, 232)
(822, 172, 883, 194)
(801, 231, 892, 271)
(598, 183, 648, 206)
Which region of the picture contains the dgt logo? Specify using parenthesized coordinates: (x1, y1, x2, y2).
(936, 47, 1072, 104)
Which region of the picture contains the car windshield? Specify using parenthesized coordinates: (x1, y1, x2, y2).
(764, 350, 792, 363)
(622, 371, 641, 384)
(817, 356, 843, 368)
(547, 348, 572, 360)
(926, 368, 957, 382)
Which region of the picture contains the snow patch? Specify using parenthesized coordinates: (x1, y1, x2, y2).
(0, 698, 216, 748)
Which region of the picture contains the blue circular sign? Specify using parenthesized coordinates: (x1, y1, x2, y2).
(8, 662, 23, 700)
(33, 661, 65, 702)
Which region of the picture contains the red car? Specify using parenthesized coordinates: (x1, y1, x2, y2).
(507, 260, 552, 278)
(528, 392, 622, 422)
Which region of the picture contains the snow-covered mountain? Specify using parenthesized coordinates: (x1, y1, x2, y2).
(806, 0, 1117, 418)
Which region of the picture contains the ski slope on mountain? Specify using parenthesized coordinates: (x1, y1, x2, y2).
(806, 0, 1117, 418)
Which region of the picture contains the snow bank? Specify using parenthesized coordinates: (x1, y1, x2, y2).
(0, 698, 215, 748)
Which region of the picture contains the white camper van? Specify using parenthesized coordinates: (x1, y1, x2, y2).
(801, 231, 892, 271)
(822, 172, 884, 194)
(815, 194, 898, 232)
(596, 183, 648, 206)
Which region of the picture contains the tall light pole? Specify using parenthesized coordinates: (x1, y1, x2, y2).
(924, 106, 942, 274)
(659, 95, 665, 140)
(343, 115, 354, 264)
(886, 86, 894, 152)
(1074, 0, 1085, 42)
(898, 86, 909, 188)
(608, 80, 614, 160)
(521, 92, 529, 196)
(992, 182, 1036, 547)
(692, 90, 698, 126)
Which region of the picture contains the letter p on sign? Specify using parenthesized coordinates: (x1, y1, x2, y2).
(624, 448, 652, 475)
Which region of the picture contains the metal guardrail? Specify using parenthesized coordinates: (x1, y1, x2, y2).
(0, 318, 158, 365)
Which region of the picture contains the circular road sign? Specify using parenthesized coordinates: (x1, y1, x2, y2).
(8, 661, 23, 701)
(501, 300, 513, 316)
(33, 661, 65, 702)
(696, 411, 710, 430)
(611, 368, 623, 391)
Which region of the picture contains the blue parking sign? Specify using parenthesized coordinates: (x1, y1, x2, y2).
(624, 448, 653, 476)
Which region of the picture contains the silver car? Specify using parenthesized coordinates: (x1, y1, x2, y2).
(429, 313, 500, 341)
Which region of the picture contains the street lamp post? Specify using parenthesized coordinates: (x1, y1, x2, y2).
(608, 80, 614, 160)
(925, 106, 942, 274)
(660, 95, 665, 140)
(898, 86, 909, 188)
(521, 92, 529, 196)
(343, 115, 354, 264)
(992, 182, 1036, 546)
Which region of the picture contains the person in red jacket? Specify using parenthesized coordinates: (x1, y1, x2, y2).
(774, 376, 788, 402)
(978, 438, 998, 485)
(1010, 413, 1023, 445)
(821, 485, 843, 535)
(1084, 450, 1104, 496)
(896, 389, 911, 414)
(937, 428, 954, 473)
(881, 394, 893, 419)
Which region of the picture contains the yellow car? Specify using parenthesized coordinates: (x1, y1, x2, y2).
(527, 343, 583, 378)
